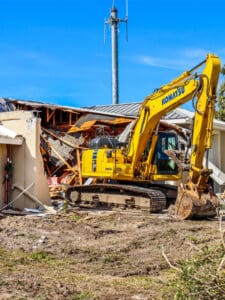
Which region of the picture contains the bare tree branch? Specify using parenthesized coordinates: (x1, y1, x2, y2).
(162, 246, 182, 272)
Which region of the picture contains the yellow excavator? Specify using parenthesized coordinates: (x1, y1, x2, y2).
(66, 53, 221, 219)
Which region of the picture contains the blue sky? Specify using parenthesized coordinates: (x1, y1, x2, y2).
(0, 0, 224, 109)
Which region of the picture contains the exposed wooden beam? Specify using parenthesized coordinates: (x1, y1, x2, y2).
(46, 109, 56, 123)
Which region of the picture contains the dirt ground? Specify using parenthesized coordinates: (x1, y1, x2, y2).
(0, 208, 222, 299)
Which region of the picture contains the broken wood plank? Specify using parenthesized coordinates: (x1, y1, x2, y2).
(42, 135, 77, 175)
(76, 148, 82, 185)
(42, 127, 87, 149)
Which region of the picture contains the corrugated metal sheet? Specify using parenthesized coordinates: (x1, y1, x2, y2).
(86, 102, 141, 117)
(164, 109, 189, 120)
(86, 103, 189, 120)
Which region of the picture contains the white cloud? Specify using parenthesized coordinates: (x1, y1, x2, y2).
(180, 48, 208, 59)
(133, 47, 225, 70)
(135, 54, 190, 70)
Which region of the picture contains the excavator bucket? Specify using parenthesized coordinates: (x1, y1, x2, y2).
(173, 183, 219, 220)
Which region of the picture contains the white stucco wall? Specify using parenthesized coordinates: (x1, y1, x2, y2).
(209, 132, 220, 168)
(0, 111, 50, 209)
(0, 144, 7, 208)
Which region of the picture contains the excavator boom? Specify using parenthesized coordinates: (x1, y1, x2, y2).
(174, 54, 221, 219)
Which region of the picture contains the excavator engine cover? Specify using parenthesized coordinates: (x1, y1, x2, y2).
(173, 183, 219, 220)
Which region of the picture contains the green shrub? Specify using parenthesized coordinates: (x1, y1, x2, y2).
(30, 251, 54, 262)
(164, 245, 225, 300)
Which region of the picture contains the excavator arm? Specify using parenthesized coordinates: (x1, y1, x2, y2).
(127, 54, 221, 183)
(189, 56, 220, 187)
(174, 54, 221, 219)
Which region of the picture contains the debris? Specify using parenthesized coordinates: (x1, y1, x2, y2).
(23, 208, 50, 217)
(32, 235, 48, 250)
(37, 236, 47, 244)
(12, 184, 56, 214)
(84, 178, 94, 185)
(24, 208, 43, 214)
(1, 209, 26, 215)
(49, 184, 67, 200)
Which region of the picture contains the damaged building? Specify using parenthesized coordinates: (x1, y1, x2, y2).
(0, 98, 134, 210)
(0, 97, 225, 211)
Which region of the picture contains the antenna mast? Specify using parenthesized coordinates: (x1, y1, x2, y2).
(105, 1, 128, 105)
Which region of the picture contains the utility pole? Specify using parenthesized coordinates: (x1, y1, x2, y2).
(105, 2, 128, 105)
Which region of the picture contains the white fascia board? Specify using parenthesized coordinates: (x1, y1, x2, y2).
(207, 159, 225, 186)
(0, 125, 17, 138)
(163, 118, 192, 125)
(0, 136, 23, 145)
(213, 120, 225, 131)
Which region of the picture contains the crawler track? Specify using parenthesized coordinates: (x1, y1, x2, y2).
(65, 184, 166, 213)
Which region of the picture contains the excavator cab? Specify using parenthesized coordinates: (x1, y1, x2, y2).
(154, 132, 179, 175)
(142, 131, 179, 175)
